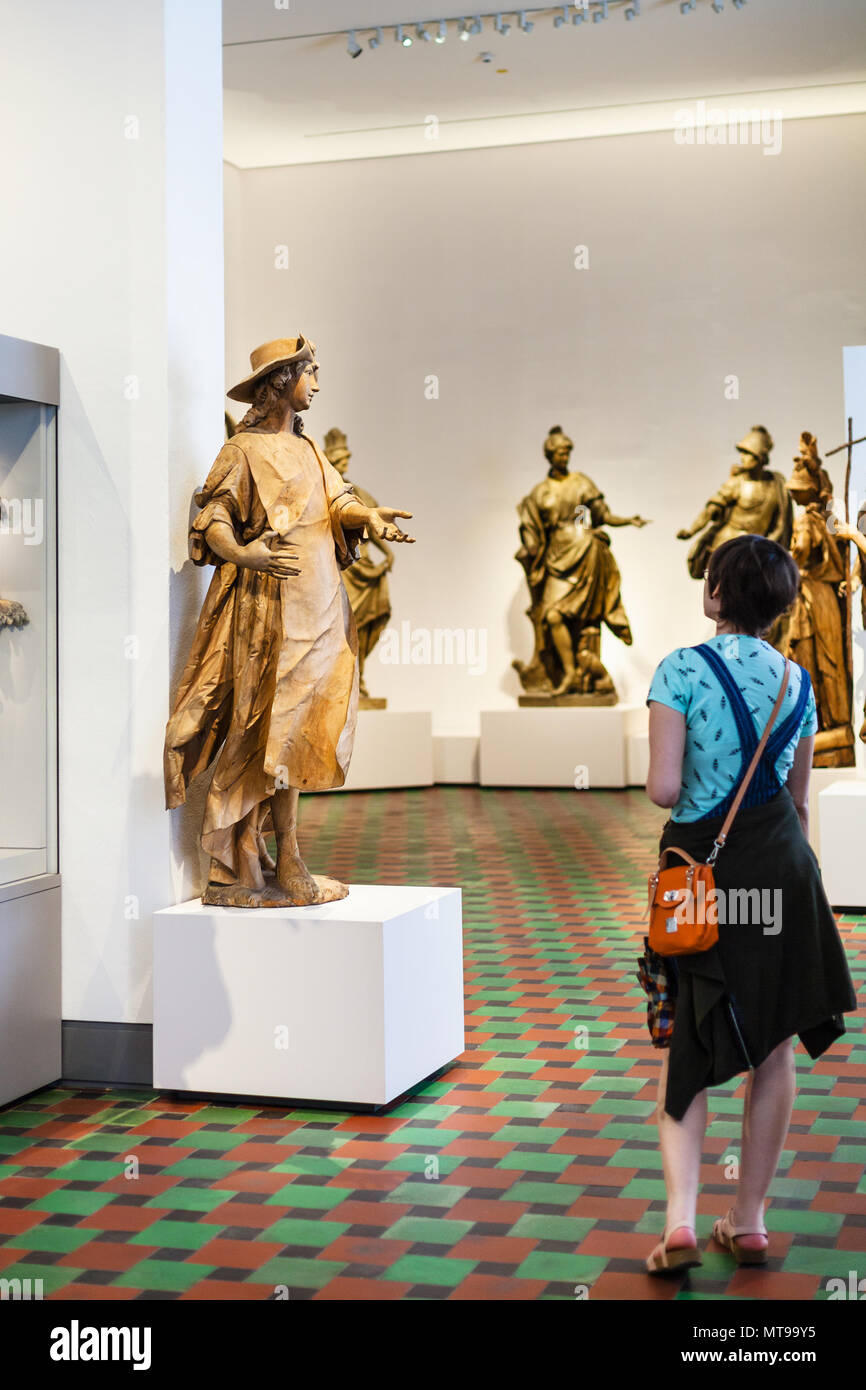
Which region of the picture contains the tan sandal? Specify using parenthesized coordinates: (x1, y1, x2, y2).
(712, 1208, 768, 1266)
(646, 1224, 702, 1276)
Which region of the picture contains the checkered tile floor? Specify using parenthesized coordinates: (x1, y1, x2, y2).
(1, 788, 863, 1300)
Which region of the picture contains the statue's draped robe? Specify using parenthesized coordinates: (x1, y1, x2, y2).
(515, 471, 632, 661)
(341, 481, 391, 663)
(164, 427, 362, 886)
(786, 509, 852, 756)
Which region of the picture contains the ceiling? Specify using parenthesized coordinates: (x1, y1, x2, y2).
(222, 1, 866, 168)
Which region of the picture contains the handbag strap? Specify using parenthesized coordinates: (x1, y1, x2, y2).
(706, 657, 791, 865)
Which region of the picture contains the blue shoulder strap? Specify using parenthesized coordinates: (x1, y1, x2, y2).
(692, 643, 758, 756)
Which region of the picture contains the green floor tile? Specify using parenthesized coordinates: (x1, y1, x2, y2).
(381, 1254, 476, 1286)
(129, 1219, 218, 1250)
(516, 1251, 607, 1283)
(115, 1259, 216, 1292)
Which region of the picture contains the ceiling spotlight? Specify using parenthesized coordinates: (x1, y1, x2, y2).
(494, 13, 511, 36)
(711, 0, 723, 9)
(469, 15, 483, 34)
(417, 23, 431, 42)
(435, 20, 447, 42)
(368, 26, 383, 49)
(593, 1, 609, 20)
(732, 0, 747, 7)
(554, 5, 569, 26)
(573, 5, 586, 24)
(625, 0, 640, 16)
(518, 9, 534, 32)
(395, 24, 412, 45)
(346, 29, 362, 58)
(679, 0, 696, 11)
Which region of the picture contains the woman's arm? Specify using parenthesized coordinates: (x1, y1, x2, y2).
(786, 734, 814, 837)
(646, 701, 686, 808)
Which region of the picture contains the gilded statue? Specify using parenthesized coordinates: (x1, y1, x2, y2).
(677, 426, 793, 579)
(513, 425, 649, 703)
(323, 428, 392, 709)
(834, 499, 866, 745)
(0, 500, 28, 630)
(782, 432, 855, 767)
(164, 336, 414, 908)
(0, 598, 28, 630)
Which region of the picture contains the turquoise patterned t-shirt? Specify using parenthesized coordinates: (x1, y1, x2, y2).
(646, 634, 818, 822)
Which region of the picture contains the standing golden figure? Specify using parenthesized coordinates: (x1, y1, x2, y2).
(677, 426, 793, 579)
(324, 428, 393, 709)
(781, 431, 854, 766)
(513, 425, 649, 703)
(164, 337, 414, 908)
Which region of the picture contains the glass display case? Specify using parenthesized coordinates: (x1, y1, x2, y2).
(0, 332, 60, 1106)
(0, 395, 57, 884)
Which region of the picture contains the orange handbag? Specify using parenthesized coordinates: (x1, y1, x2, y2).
(647, 659, 790, 957)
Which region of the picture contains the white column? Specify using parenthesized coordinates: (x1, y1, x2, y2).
(0, 0, 224, 1023)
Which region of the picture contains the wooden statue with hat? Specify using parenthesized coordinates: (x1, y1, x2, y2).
(164, 336, 415, 907)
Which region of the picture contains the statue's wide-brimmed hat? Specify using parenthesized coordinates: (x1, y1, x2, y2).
(226, 336, 316, 403)
(736, 425, 773, 461)
(323, 427, 350, 465)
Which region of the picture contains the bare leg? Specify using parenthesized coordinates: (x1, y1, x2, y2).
(730, 1038, 795, 1248)
(647, 1050, 706, 1268)
(271, 787, 348, 905)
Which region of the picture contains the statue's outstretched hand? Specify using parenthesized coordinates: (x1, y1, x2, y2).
(631, 515, 650, 527)
(367, 509, 415, 544)
(676, 527, 692, 540)
(243, 531, 302, 578)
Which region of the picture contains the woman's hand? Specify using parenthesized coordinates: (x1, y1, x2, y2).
(366, 508, 415, 544)
(242, 531, 301, 578)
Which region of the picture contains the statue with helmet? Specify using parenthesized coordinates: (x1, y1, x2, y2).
(513, 425, 649, 703)
(677, 425, 793, 580)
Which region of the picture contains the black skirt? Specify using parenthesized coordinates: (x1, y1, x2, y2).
(658, 787, 857, 1120)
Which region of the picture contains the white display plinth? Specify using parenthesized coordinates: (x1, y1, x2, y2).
(807, 766, 860, 859)
(480, 705, 634, 787)
(337, 709, 433, 791)
(817, 780, 866, 908)
(153, 885, 464, 1107)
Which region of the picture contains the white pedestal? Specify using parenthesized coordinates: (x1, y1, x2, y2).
(337, 710, 434, 791)
(153, 884, 464, 1107)
(480, 705, 635, 788)
(817, 780, 866, 907)
(433, 733, 480, 784)
(807, 765, 860, 859)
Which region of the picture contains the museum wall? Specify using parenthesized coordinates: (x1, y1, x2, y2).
(0, 0, 224, 1024)
(224, 113, 866, 734)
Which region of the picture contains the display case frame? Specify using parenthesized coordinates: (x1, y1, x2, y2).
(0, 331, 61, 1105)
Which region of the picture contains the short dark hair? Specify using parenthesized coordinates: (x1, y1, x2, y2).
(706, 534, 799, 636)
